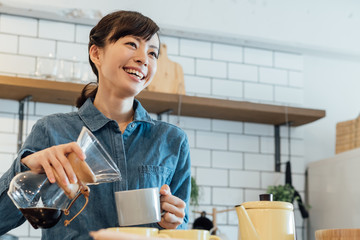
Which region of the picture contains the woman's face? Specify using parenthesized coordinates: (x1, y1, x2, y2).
(92, 34, 160, 98)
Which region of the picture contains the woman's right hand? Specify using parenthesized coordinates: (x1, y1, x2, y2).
(21, 142, 85, 186)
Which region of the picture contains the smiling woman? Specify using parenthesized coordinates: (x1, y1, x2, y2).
(0, 10, 191, 240)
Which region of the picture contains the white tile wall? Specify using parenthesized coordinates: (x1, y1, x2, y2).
(0, 15, 37, 36)
(19, 37, 56, 57)
(212, 43, 243, 62)
(180, 39, 211, 58)
(0, 33, 17, 53)
(39, 20, 75, 41)
(0, 13, 308, 239)
(244, 47, 273, 67)
(228, 63, 258, 82)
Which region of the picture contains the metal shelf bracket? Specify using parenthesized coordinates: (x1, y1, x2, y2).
(17, 95, 32, 151)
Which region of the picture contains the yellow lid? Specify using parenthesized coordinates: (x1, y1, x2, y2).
(241, 201, 293, 210)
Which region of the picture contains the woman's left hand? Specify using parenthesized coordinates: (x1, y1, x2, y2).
(158, 184, 186, 229)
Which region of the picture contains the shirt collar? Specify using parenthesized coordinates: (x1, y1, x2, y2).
(78, 98, 155, 132)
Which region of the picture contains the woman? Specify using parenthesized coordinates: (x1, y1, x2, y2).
(0, 10, 191, 239)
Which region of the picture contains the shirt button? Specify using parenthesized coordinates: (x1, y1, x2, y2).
(131, 123, 135, 128)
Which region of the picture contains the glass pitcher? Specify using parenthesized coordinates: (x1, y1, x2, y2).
(7, 126, 121, 229)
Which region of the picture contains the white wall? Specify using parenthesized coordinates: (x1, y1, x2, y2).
(2, 0, 360, 55)
(1, 1, 360, 240)
(302, 54, 360, 162)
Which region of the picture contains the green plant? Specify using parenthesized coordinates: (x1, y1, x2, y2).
(266, 184, 298, 203)
(190, 176, 200, 206)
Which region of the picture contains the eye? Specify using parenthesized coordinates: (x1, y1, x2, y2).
(149, 51, 158, 59)
(126, 42, 137, 48)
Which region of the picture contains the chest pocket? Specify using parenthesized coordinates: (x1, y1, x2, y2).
(138, 165, 173, 189)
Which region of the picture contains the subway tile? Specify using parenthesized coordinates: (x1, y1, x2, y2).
(184, 75, 211, 95)
(75, 25, 92, 43)
(244, 48, 273, 66)
(280, 125, 304, 139)
(0, 53, 35, 75)
(228, 63, 257, 82)
(35, 102, 74, 116)
(190, 148, 211, 167)
(244, 189, 265, 202)
(275, 86, 304, 105)
(244, 153, 274, 171)
(261, 172, 284, 189)
(169, 116, 211, 131)
(212, 119, 243, 134)
(0, 99, 18, 114)
(274, 52, 303, 70)
(229, 134, 259, 152)
(159, 36, 179, 55)
(212, 151, 243, 169)
(289, 71, 303, 88)
(213, 188, 243, 205)
(39, 20, 75, 41)
(183, 129, 195, 148)
(282, 138, 304, 156)
(56, 42, 88, 62)
(216, 225, 238, 240)
(29, 222, 42, 237)
(229, 170, 260, 188)
(212, 79, 243, 98)
(283, 156, 305, 174)
(244, 82, 273, 102)
(180, 39, 211, 58)
(19, 37, 56, 57)
(168, 55, 195, 75)
(260, 136, 275, 154)
(213, 43, 243, 62)
(0, 113, 16, 133)
(244, 123, 274, 136)
(259, 67, 287, 85)
(0, 132, 17, 153)
(197, 168, 228, 186)
(197, 186, 211, 205)
(292, 174, 305, 191)
(0, 15, 37, 37)
(196, 59, 227, 78)
(0, 33, 17, 53)
(7, 222, 29, 237)
(0, 153, 14, 174)
(196, 131, 227, 150)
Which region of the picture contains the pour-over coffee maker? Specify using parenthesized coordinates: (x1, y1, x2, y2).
(7, 126, 121, 229)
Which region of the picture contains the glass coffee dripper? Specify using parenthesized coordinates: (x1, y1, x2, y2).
(8, 126, 121, 229)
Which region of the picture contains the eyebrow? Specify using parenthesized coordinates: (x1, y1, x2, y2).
(133, 36, 159, 50)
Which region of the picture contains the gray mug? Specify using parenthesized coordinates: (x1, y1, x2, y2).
(115, 187, 161, 226)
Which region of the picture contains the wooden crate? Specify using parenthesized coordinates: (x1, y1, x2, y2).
(336, 116, 360, 154)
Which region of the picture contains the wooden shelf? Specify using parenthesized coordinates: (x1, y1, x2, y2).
(0, 75, 325, 126)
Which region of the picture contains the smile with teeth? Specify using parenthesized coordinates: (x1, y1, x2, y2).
(124, 68, 145, 80)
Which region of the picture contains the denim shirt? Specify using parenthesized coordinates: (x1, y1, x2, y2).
(0, 98, 191, 239)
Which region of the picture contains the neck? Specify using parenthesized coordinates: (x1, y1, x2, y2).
(93, 86, 134, 131)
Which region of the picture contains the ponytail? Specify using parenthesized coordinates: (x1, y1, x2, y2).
(76, 82, 98, 108)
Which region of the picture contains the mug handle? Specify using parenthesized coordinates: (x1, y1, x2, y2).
(210, 235, 222, 240)
(157, 233, 171, 238)
(63, 184, 90, 226)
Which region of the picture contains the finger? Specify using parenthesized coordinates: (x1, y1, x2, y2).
(41, 159, 56, 183)
(48, 152, 70, 186)
(57, 151, 77, 184)
(161, 211, 183, 226)
(161, 201, 185, 219)
(64, 142, 86, 160)
(159, 184, 171, 196)
(160, 194, 186, 209)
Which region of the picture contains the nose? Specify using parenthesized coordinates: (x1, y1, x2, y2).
(134, 50, 148, 66)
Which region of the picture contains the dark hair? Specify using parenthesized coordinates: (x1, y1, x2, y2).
(76, 11, 160, 108)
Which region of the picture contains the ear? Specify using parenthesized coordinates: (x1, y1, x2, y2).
(89, 45, 101, 66)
